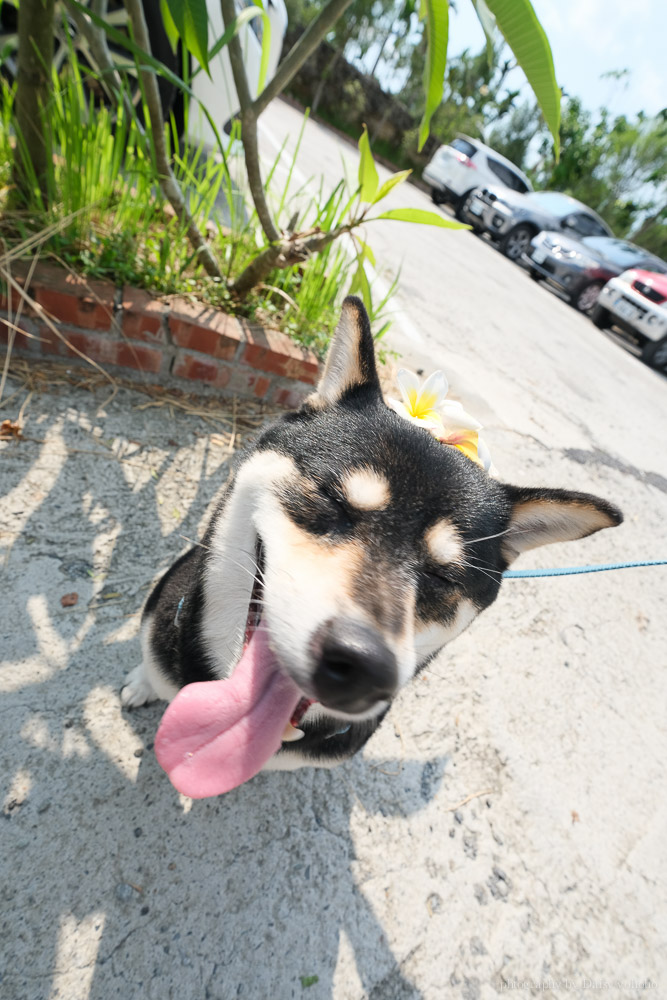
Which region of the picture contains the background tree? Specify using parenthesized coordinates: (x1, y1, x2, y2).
(536, 101, 667, 241)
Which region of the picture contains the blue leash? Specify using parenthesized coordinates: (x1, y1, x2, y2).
(504, 559, 667, 579)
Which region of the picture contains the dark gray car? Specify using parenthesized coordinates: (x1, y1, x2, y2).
(461, 186, 612, 261)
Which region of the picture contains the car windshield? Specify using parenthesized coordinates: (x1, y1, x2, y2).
(524, 192, 580, 216)
(582, 237, 667, 271)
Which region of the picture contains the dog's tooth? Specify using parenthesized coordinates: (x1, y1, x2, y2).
(282, 722, 305, 742)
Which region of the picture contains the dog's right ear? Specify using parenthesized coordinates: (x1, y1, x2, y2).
(308, 296, 382, 407)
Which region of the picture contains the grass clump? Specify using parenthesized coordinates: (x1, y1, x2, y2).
(0, 65, 397, 358)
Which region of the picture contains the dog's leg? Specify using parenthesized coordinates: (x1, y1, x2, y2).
(120, 615, 179, 708)
(120, 663, 162, 708)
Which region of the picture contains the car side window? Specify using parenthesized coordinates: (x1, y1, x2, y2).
(486, 156, 529, 193)
(568, 213, 608, 237)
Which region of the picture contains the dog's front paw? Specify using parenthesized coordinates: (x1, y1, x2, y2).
(120, 665, 160, 709)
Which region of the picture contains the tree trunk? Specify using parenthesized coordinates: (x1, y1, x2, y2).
(14, 0, 55, 204)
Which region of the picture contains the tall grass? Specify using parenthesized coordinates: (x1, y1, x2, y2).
(0, 57, 398, 357)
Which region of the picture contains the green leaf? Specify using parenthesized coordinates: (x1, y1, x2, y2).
(418, 0, 449, 151)
(165, 0, 210, 75)
(470, 0, 496, 68)
(355, 239, 376, 268)
(370, 208, 470, 229)
(159, 0, 180, 54)
(483, 0, 560, 157)
(349, 261, 372, 315)
(358, 125, 379, 202)
(256, 7, 272, 92)
(372, 168, 412, 204)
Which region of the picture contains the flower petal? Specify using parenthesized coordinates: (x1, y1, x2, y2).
(440, 399, 482, 431)
(396, 369, 422, 415)
(417, 370, 448, 413)
(386, 396, 410, 420)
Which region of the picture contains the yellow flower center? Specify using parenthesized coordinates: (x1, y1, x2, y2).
(407, 387, 442, 422)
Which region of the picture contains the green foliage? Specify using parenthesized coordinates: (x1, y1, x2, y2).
(535, 100, 667, 243)
(164, 0, 211, 72)
(419, 0, 449, 150)
(481, 0, 560, 157)
(358, 124, 379, 201)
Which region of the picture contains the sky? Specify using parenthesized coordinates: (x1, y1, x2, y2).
(447, 0, 667, 121)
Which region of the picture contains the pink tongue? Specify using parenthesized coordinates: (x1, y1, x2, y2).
(154, 628, 301, 798)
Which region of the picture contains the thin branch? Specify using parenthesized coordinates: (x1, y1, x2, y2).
(220, 0, 280, 244)
(252, 0, 356, 118)
(123, 0, 222, 279)
(229, 222, 357, 297)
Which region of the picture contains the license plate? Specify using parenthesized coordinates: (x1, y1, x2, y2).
(468, 199, 483, 216)
(614, 298, 641, 322)
(532, 249, 546, 265)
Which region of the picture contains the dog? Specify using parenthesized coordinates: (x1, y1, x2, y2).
(121, 296, 622, 796)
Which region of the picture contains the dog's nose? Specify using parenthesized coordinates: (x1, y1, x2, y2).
(313, 619, 398, 714)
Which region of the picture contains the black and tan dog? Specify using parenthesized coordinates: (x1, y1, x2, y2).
(121, 297, 621, 795)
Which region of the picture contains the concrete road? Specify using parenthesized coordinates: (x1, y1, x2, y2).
(1, 100, 666, 1000)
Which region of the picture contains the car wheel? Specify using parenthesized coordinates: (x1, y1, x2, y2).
(572, 281, 604, 313)
(591, 304, 610, 329)
(431, 189, 444, 206)
(642, 336, 667, 373)
(528, 268, 540, 281)
(501, 225, 533, 261)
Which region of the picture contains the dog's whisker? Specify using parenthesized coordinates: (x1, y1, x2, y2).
(460, 560, 503, 585)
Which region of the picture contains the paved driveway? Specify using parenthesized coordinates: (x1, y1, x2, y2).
(1, 100, 666, 1000)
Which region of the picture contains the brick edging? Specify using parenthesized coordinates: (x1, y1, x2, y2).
(0, 261, 320, 409)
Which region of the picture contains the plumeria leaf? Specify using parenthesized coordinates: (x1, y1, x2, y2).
(358, 125, 379, 202)
(256, 6, 272, 91)
(470, 0, 497, 68)
(483, 0, 560, 157)
(355, 239, 376, 268)
(349, 261, 373, 314)
(418, 0, 449, 151)
(165, 0, 210, 75)
(159, 0, 180, 54)
(372, 169, 412, 205)
(370, 208, 470, 229)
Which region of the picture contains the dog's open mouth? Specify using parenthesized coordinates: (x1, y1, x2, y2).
(154, 541, 315, 799)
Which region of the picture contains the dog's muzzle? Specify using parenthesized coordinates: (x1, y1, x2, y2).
(311, 618, 398, 715)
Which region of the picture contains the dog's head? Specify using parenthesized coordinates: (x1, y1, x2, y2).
(208, 297, 622, 728)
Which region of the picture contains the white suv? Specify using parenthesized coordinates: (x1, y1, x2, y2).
(422, 135, 532, 218)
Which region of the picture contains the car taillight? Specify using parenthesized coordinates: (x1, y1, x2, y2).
(454, 151, 477, 168)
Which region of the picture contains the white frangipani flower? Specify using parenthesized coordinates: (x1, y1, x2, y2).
(387, 368, 495, 474)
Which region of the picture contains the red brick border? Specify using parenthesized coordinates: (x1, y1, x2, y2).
(0, 261, 320, 407)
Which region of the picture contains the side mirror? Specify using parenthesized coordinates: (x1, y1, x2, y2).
(561, 215, 579, 232)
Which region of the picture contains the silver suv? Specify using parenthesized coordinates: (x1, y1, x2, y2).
(422, 136, 532, 218)
(462, 187, 612, 261)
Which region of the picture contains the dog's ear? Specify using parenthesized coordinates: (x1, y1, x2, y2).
(308, 296, 381, 407)
(502, 487, 623, 565)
